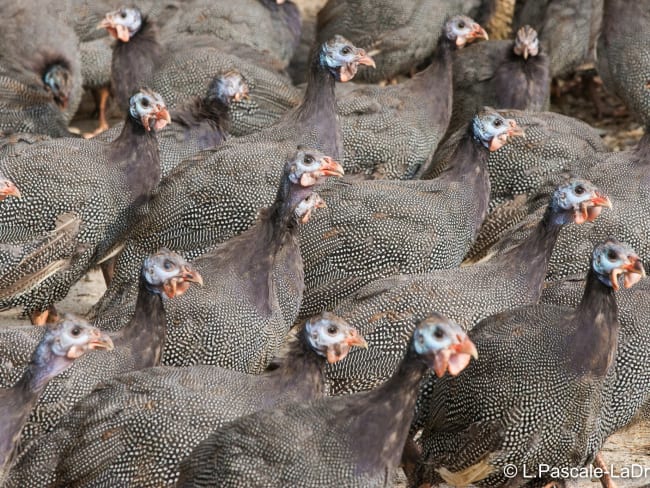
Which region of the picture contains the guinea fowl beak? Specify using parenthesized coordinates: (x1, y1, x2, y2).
(610, 255, 646, 291)
(98, 16, 130, 43)
(433, 334, 478, 378)
(0, 180, 21, 200)
(457, 24, 489, 47)
(488, 120, 525, 152)
(181, 265, 204, 286)
(356, 50, 376, 69)
(345, 329, 368, 349)
(522, 46, 529, 60)
(66, 330, 115, 359)
(319, 157, 345, 178)
(142, 106, 172, 132)
(574, 192, 612, 224)
(339, 49, 375, 83)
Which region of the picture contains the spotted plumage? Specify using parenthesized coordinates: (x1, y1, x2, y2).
(413, 239, 644, 487)
(0, 88, 169, 321)
(3, 313, 365, 487)
(174, 315, 476, 487)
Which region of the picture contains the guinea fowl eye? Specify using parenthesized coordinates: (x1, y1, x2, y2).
(120, 11, 127, 18)
(163, 260, 173, 270)
(493, 119, 502, 127)
(341, 46, 352, 55)
(327, 325, 338, 334)
(458, 21, 465, 29)
(303, 155, 314, 165)
(574, 185, 585, 195)
(433, 327, 445, 339)
(71, 327, 81, 336)
(141, 98, 150, 108)
(607, 249, 618, 261)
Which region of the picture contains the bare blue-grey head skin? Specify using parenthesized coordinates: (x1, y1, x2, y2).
(319, 35, 376, 82)
(472, 108, 526, 151)
(513, 25, 540, 59)
(592, 239, 646, 291)
(305, 311, 367, 363)
(98, 6, 143, 42)
(547, 178, 612, 226)
(43, 63, 73, 109)
(0, 316, 113, 471)
(445, 15, 489, 48)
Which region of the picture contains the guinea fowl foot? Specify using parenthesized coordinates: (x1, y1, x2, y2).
(593, 453, 617, 488)
(30, 305, 59, 326)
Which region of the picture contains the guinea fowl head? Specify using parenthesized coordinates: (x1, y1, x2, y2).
(412, 313, 478, 378)
(98, 6, 143, 42)
(513, 25, 540, 59)
(142, 249, 203, 299)
(472, 108, 525, 151)
(593, 239, 645, 291)
(319, 35, 376, 82)
(287, 148, 344, 187)
(210, 71, 250, 104)
(305, 312, 367, 364)
(129, 88, 171, 132)
(444, 15, 488, 48)
(28, 315, 113, 389)
(293, 192, 326, 224)
(0, 177, 20, 200)
(43, 63, 73, 109)
(548, 178, 612, 225)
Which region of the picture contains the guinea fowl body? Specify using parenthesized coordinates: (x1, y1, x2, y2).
(597, 0, 650, 126)
(160, 0, 301, 69)
(334, 16, 488, 180)
(541, 274, 650, 448)
(447, 25, 550, 138)
(4, 314, 366, 487)
(316, 0, 482, 82)
(175, 316, 477, 488)
(413, 239, 644, 488)
(91, 37, 373, 331)
(156, 151, 342, 372)
(324, 179, 611, 394)
(0, 89, 170, 320)
(470, 131, 650, 280)
(0, 3, 82, 137)
(0, 317, 113, 478)
(297, 109, 523, 318)
(0, 250, 201, 451)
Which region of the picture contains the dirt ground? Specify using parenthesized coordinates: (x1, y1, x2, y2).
(1, 0, 649, 486)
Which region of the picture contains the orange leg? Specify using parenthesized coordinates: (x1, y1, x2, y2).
(593, 452, 617, 488)
(30, 305, 59, 326)
(83, 87, 110, 138)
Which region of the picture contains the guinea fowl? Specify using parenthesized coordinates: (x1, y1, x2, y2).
(0, 316, 113, 476)
(412, 238, 645, 488)
(316, 0, 483, 82)
(514, 0, 603, 79)
(91, 36, 373, 329)
(0, 4, 82, 137)
(0, 249, 201, 450)
(597, 0, 650, 126)
(335, 15, 488, 179)
(97, 71, 246, 176)
(148, 150, 341, 372)
(445, 24, 550, 139)
(541, 268, 650, 474)
(5, 313, 367, 487)
(98, 5, 302, 138)
(324, 178, 611, 395)
(174, 315, 476, 487)
(298, 108, 524, 317)
(0, 87, 170, 325)
(428, 109, 608, 208)
(468, 129, 650, 281)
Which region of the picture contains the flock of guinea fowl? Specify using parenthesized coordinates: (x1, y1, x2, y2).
(0, 0, 648, 487)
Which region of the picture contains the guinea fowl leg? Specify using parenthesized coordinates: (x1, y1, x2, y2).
(83, 87, 111, 138)
(593, 453, 617, 488)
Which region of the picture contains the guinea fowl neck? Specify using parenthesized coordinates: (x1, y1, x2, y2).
(171, 95, 228, 149)
(265, 331, 325, 401)
(494, 203, 564, 299)
(347, 347, 428, 474)
(635, 131, 650, 164)
(109, 113, 161, 203)
(415, 33, 453, 95)
(567, 266, 620, 377)
(19, 342, 73, 395)
(264, 177, 313, 246)
(439, 127, 490, 182)
(292, 51, 340, 159)
(118, 277, 167, 368)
